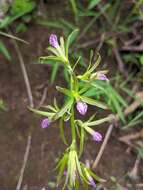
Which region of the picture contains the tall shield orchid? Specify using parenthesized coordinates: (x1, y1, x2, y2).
(30, 29, 112, 189)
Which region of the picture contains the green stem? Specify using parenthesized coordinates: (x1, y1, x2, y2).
(70, 73, 76, 146)
(71, 105, 76, 141)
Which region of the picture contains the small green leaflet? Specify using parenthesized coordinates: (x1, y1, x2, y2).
(80, 95, 108, 109)
(88, 0, 101, 10)
(0, 41, 11, 61)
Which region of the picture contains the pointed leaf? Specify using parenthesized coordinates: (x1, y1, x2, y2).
(66, 29, 79, 57)
(80, 96, 108, 109)
(29, 107, 55, 118)
(56, 86, 72, 97)
(88, 0, 101, 10)
(54, 98, 74, 120)
(0, 41, 11, 61)
(60, 118, 68, 145)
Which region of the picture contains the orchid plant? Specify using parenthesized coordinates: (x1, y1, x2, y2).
(31, 29, 113, 189)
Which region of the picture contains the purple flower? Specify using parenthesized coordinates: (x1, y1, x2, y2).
(76, 101, 88, 115)
(49, 34, 59, 48)
(41, 118, 50, 129)
(63, 171, 67, 176)
(97, 73, 109, 81)
(92, 131, 102, 142)
(88, 176, 96, 188)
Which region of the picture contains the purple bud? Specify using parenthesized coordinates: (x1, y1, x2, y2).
(41, 118, 50, 129)
(92, 131, 102, 142)
(97, 73, 109, 81)
(49, 34, 59, 48)
(76, 101, 88, 115)
(63, 171, 67, 176)
(88, 176, 96, 188)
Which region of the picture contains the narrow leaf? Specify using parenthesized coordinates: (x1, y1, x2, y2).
(80, 96, 108, 109)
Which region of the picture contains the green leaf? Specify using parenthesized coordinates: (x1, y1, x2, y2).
(139, 54, 143, 65)
(137, 148, 143, 159)
(108, 89, 125, 123)
(88, 53, 101, 73)
(67, 151, 76, 187)
(87, 169, 106, 182)
(0, 99, 7, 111)
(56, 153, 68, 184)
(70, 0, 78, 20)
(0, 31, 29, 44)
(63, 67, 70, 82)
(39, 56, 64, 63)
(11, 0, 36, 16)
(75, 154, 85, 181)
(108, 84, 127, 108)
(0, 41, 11, 61)
(54, 98, 74, 120)
(123, 111, 143, 129)
(50, 62, 59, 84)
(78, 53, 101, 80)
(60, 19, 76, 31)
(0, 16, 12, 29)
(87, 116, 111, 126)
(66, 29, 79, 57)
(79, 125, 85, 157)
(56, 86, 72, 97)
(60, 37, 66, 55)
(88, 0, 101, 10)
(37, 19, 65, 29)
(47, 47, 60, 56)
(29, 107, 55, 118)
(80, 95, 108, 109)
(60, 118, 68, 145)
(84, 126, 96, 137)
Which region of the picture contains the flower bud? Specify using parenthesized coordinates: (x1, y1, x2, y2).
(49, 34, 59, 48)
(92, 131, 102, 142)
(97, 73, 109, 81)
(41, 118, 50, 129)
(76, 101, 88, 115)
(88, 176, 96, 188)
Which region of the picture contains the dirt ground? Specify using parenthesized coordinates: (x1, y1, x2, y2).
(0, 1, 143, 190)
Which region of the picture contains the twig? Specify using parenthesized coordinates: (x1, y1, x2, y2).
(92, 91, 143, 169)
(113, 47, 128, 78)
(38, 86, 48, 108)
(8, 31, 34, 190)
(92, 124, 114, 169)
(96, 33, 106, 52)
(76, 38, 99, 50)
(124, 91, 143, 116)
(10, 32, 34, 108)
(128, 156, 140, 181)
(121, 43, 143, 52)
(123, 35, 141, 46)
(16, 135, 31, 190)
(119, 129, 143, 142)
(127, 183, 143, 188)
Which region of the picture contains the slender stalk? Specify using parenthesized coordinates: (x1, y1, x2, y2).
(70, 72, 76, 143)
(71, 105, 76, 141)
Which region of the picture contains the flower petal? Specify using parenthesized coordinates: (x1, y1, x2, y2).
(49, 34, 59, 48)
(97, 73, 109, 81)
(76, 101, 88, 115)
(92, 131, 102, 142)
(41, 118, 50, 129)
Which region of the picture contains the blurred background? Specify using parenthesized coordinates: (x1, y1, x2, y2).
(0, 0, 143, 190)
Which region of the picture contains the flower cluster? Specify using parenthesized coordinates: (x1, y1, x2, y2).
(32, 31, 110, 190)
